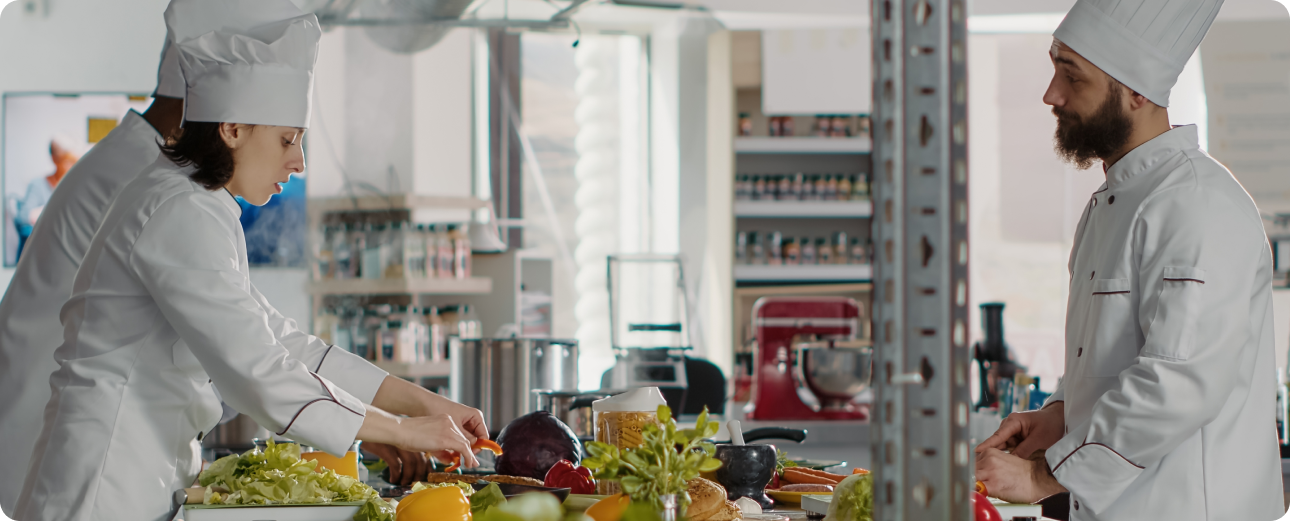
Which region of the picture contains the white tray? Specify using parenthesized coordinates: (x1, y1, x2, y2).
(181, 503, 361, 521)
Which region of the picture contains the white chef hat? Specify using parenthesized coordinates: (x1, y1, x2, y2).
(1053, 0, 1223, 108)
(163, 0, 321, 128)
(152, 38, 184, 99)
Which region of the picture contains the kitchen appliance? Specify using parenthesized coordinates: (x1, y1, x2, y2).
(602, 254, 694, 410)
(450, 337, 579, 430)
(531, 389, 611, 438)
(972, 302, 1020, 411)
(745, 296, 870, 421)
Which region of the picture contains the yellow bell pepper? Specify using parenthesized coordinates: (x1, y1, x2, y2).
(395, 485, 471, 521)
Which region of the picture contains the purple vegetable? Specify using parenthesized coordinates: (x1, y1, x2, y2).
(494, 411, 585, 481)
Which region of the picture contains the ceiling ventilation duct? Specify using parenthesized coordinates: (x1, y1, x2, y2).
(357, 0, 475, 54)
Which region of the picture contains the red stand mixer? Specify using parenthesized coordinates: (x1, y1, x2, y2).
(745, 296, 872, 421)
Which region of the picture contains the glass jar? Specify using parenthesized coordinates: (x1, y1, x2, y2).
(752, 176, 766, 201)
(457, 305, 482, 340)
(425, 306, 446, 362)
(361, 222, 382, 280)
(738, 112, 752, 137)
(833, 231, 849, 265)
(767, 231, 783, 266)
(334, 222, 356, 279)
(776, 175, 791, 201)
(815, 237, 830, 265)
(749, 231, 764, 265)
(385, 221, 406, 279)
(784, 238, 800, 266)
(735, 232, 748, 265)
(437, 225, 454, 279)
(837, 175, 852, 201)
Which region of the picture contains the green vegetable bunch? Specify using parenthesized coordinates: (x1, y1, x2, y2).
(473, 490, 590, 521)
(825, 472, 873, 521)
(775, 449, 798, 476)
(198, 440, 393, 521)
(580, 405, 723, 513)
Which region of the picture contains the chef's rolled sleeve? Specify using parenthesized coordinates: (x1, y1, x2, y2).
(249, 284, 388, 403)
(1045, 185, 1257, 514)
(129, 192, 364, 457)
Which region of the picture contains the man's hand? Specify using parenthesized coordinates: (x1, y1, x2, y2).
(362, 442, 428, 486)
(975, 402, 1065, 459)
(975, 448, 1067, 504)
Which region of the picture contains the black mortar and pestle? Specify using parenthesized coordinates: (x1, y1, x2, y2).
(713, 420, 778, 510)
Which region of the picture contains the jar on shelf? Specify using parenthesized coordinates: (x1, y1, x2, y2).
(838, 175, 853, 201)
(800, 236, 816, 265)
(360, 221, 381, 280)
(815, 237, 831, 265)
(337, 220, 358, 280)
(855, 173, 871, 200)
(752, 176, 767, 201)
(814, 115, 830, 137)
(831, 115, 851, 137)
(749, 231, 765, 265)
(768, 231, 784, 266)
(738, 112, 753, 137)
(735, 232, 748, 265)
(437, 225, 455, 279)
(314, 218, 335, 280)
(457, 305, 482, 340)
(825, 175, 839, 200)
(384, 220, 407, 279)
(784, 237, 800, 266)
(425, 306, 446, 362)
(452, 224, 471, 278)
(776, 175, 791, 201)
(833, 231, 849, 265)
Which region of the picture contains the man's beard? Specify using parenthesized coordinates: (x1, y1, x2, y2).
(1053, 87, 1133, 170)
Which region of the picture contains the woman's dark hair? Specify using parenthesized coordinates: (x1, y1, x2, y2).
(158, 121, 239, 190)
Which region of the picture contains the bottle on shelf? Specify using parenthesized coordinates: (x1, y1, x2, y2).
(452, 224, 472, 278)
(831, 115, 851, 137)
(769, 116, 782, 137)
(407, 224, 426, 278)
(735, 232, 748, 265)
(738, 112, 753, 137)
(776, 175, 791, 201)
(350, 308, 370, 360)
(437, 225, 454, 279)
(816, 237, 832, 265)
(457, 305, 482, 340)
(426, 306, 446, 362)
(825, 175, 839, 200)
(752, 176, 767, 201)
(803, 175, 818, 201)
(855, 173, 871, 200)
(384, 220, 406, 279)
(790, 173, 804, 201)
(800, 237, 815, 265)
(750, 231, 765, 265)
(734, 175, 748, 201)
(834, 231, 849, 265)
(864, 238, 875, 264)
(857, 115, 872, 139)
(333, 220, 355, 280)
(379, 310, 399, 362)
(838, 176, 853, 201)
(850, 237, 865, 266)
(814, 115, 830, 137)
(768, 231, 783, 266)
(784, 237, 800, 266)
(814, 175, 828, 200)
(781, 116, 795, 137)
(315, 218, 335, 280)
(360, 221, 381, 280)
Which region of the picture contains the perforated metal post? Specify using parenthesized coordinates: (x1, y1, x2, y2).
(871, 0, 971, 520)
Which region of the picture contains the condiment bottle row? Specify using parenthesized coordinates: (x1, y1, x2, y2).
(312, 303, 482, 364)
(313, 213, 472, 282)
(737, 231, 872, 266)
(735, 173, 869, 202)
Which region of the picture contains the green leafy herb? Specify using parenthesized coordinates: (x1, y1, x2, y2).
(580, 405, 723, 513)
(197, 440, 392, 521)
(826, 472, 873, 521)
(775, 449, 798, 476)
(470, 482, 508, 516)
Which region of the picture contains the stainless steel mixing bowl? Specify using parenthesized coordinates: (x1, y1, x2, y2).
(796, 345, 873, 411)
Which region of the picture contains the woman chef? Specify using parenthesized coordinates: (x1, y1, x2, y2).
(14, 4, 481, 521)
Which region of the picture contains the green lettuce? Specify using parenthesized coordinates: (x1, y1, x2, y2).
(197, 440, 393, 521)
(470, 482, 508, 516)
(824, 473, 873, 521)
(474, 492, 589, 521)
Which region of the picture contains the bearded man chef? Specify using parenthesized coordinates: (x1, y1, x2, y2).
(7, 3, 484, 519)
(973, 0, 1285, 519)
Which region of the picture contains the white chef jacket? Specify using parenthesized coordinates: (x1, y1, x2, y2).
(1043, 125, 1284, 520)
(13, 157, 379, 521)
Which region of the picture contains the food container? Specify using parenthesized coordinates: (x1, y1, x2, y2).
(451, 337, 579, 429)
(531, 390, 611, 439)
(591, 387, 668, 494)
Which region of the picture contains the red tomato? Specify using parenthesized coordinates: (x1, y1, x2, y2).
(972, 491, 1003, 521)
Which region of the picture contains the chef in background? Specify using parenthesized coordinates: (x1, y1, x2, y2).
(973, 0, 1284, 519)
(10, 3, 482, 520)
(12, 136, 81, 260)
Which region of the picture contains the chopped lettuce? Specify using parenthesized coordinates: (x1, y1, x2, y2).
(470, 482, 507, 516)
(824, 473, 873, 521)
(197, 440, 393, 521)
(475, 492, 589, 521)
(411, 480, 477, 497)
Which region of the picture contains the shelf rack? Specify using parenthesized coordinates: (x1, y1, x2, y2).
(734, 264, 872, 283)
(734, 137, 872, 154)
(307, 277, 493, 296)
(734, 200, 873, 218)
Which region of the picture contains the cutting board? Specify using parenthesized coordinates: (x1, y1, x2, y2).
(182, 502, 362, 521)
(801, 495, 1043, 520)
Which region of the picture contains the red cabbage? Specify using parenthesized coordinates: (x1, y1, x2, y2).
(494, 411, 585, 481)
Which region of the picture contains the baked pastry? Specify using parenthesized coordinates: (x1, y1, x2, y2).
(705, 500, 742, 521)
(686, 478, 727, 520)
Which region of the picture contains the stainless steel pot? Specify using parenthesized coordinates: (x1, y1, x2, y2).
(531, 390, 610, 438)
(450, 337, 579, 429)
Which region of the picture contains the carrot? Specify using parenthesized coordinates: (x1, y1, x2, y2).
(852, 468, 870, 475)
(782, 468, 845, 485)
(787, 467, 846, 483)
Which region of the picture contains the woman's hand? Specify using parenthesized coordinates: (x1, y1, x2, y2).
(362, 442, 429, 485)
(371, 376, 490, 442)
(975, 402, 1065, 459)
(356, 406, 482, 470)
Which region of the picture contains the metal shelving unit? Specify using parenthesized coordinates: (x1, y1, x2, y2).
(735, 137, 873, 154)
(734, 264, 872, 283)
(307, 277, 493, 296)
(734, 200, 873, 218)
